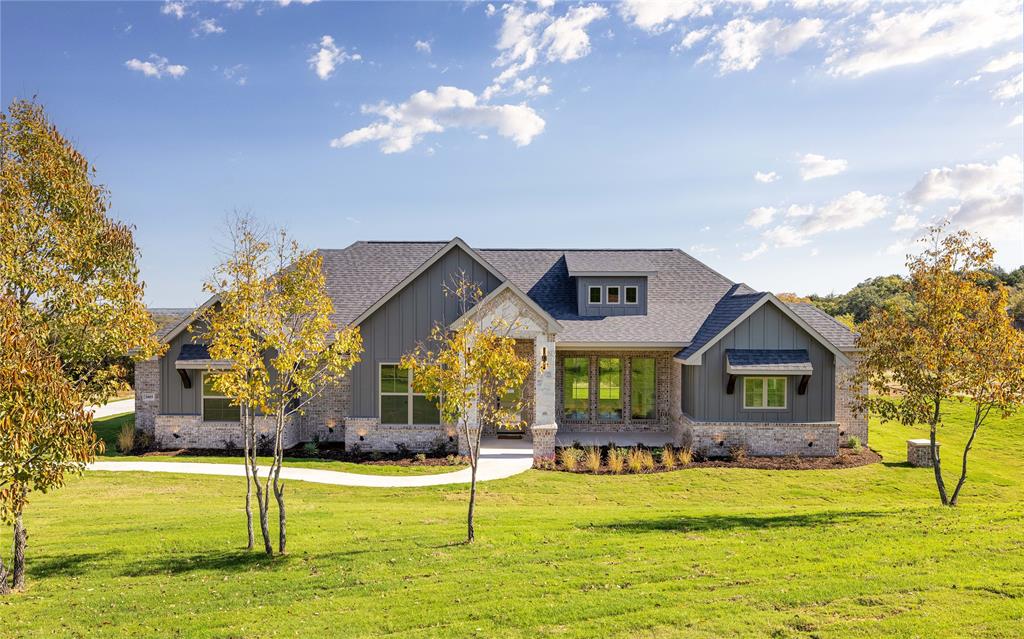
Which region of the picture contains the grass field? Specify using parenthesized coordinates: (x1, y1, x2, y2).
(2, 403, 1022, 637)
(92, 413, 466, 475)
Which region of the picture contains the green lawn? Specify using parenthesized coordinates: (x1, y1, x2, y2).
(4, 403, 1022, 638)
(93, 413, 465, 475)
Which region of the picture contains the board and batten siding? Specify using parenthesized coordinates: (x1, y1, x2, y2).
(576, 276, 648, 316)
(681, 302, 835, 423)
(159, 327, 201, 415)
(350, 246, 503, 418)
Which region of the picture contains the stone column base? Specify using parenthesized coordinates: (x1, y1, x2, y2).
(457, 426, 483, 456)
(530, 423, 557, 465)
(907, 439, 938, 467)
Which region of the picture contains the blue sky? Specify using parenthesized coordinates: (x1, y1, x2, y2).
(3, 0, 1022, 307)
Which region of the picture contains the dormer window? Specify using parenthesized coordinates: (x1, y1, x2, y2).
(606, 286, 620, 304)
(588, 286, 602, 304)
(625, 286, 638, 304)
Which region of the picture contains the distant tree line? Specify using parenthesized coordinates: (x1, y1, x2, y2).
(778, 265, 1024, 330)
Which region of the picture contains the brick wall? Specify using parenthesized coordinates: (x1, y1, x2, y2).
(345, 417, 456, 454)
(555, 350, 673, 432)
(835, 353, 868, 444)
(134, 359, 160, 436)
(155, 414, 300, 450)
(680, 414, 839, 457)
(299, 375, 352, 443)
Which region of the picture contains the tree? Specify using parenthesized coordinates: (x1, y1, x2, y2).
(202, 221, 362, 555)
(854, 224, 1024, 506)
(0, 299, 98, 593)
(0, 99, 161, 590)
(401, 277, 531, 543)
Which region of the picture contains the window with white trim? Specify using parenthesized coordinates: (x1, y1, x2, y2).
(588, 286, 602, 304)
(380, 364, 440, 424)
(624, 286, 638, 304)
(606, 286, 620, 304)
(743, 376, 787, 409)
(202, 372, 240, 422)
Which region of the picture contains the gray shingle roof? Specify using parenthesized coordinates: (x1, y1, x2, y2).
(675, 287, 768, 358)
(177, 343, 211, 362)
(786, 303, 859, 351)
(725, 349, 813, 373)
(563, 251, 657, 275)
(149, 308, 195, 340)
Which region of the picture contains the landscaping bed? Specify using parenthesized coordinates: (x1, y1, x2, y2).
(539, 444, 881, 474)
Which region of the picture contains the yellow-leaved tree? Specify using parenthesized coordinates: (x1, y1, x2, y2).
(202, 217, 362, 555)
(0, 99, 162, 592)
(401, 276, 531, 543)
(854, 224, 1024, 506)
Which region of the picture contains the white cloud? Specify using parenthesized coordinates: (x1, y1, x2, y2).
(619, 0, 711, 34)
(308, 35, 361, 80)
(753, 170, 778, 183)
(222, 64, 247, 86)
(993, 72, 1023, 100)
(799, 153, 847, 180)
(688, 243, 718, 256)
(278, 0, 317, 5)
(485, 3, 496, 17)
(762, 191, 889, 248)
(828, 0, 1023, 77)
(541, 4, 609, 63)
(980, 51, 1023, 73)
(890, 214, 918, 231)
(194, 18, 225, 36)
(786, 204, 814, 218)
(709, 17, 823, 73)
(741, 243, 768, 261)
(125, 54, 188, 79)
(415, 39, 432, 54)
(674, 27, 711, 52)
(331, 85, 545, 154)
(1011, 114, 1024, 127)
(745, 206, 776, 228)
(161, 1, 189, 19)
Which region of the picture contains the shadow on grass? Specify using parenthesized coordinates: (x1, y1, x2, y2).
(30, 551, 122, 578)
(592, 510, 887, 533)
(120, 549, 285, 577)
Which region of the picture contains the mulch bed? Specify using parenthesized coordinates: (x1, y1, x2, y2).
(541, 447, 882, 474)
(139, 443, 466, 467)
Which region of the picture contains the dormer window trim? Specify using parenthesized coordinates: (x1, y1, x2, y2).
(606, 286, 621, 304)
(624, 286, 638, 305)
(588, 286, 602, 304)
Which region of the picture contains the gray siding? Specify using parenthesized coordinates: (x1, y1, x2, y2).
(681, 302, 835, 423)
(576, 276, 648, 316)
(351, 246, 502, 418)
(159, 326, 202, 415)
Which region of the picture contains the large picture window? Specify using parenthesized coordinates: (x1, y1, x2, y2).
(631, 357, 656, 419)
(743, 376, 787, 409)
(563, 357, 589, 420)
(202, 372, 240, 422)
(598, 357, 622, 420)
(380, 364, 440, 424)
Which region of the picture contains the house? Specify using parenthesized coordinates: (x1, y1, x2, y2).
(135, 237, 865, 459)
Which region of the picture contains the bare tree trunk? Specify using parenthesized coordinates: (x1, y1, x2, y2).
(272, 411, 287, 555)
(949, 405, 984, 506)
(243, 406, 254, 550)
(249, 436, 273, 555)
(467, 461, 477, 543)
(930, 398, 949, 505)
(12, 502, 26, 591)
(0, 554, 10, 595)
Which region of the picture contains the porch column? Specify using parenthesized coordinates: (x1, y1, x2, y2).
(534, 334, 557, 427)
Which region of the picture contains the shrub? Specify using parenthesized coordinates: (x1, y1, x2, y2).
(639, 449, 656, 472)
(116, 423, 135, 454)
(676, 447, 693, 466)
(583, 447, 602, 473)
(302, 441, 319, 456)
(846, 436, 862, 453)
(729, 445, 748, 463)
(606, 447, 625, 474)
(558, 447, 581, 471)
(661, 445, 677, 470)
(414, 452, 427, 463)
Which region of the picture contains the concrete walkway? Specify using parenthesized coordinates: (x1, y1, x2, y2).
(86, 398, 135, 419)
(87, 438, 534, 488)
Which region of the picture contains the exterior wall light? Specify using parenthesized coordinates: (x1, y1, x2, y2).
(540, 346, 548, 372)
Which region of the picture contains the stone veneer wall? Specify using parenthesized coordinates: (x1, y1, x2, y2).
(529, 424, 557, 464)
(154, 414, 299, 450)
(835, 352, 868, 444)
(680, 414, 839, 458)
(299, 376, 352, 443)
(134, 359, 160, 436)
(555, 350, 673, 433)
(345, 417, 455, 454)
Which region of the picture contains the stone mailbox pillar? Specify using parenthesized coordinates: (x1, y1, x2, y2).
(907, 439, 938, 467)
(529, 424, 558, 465)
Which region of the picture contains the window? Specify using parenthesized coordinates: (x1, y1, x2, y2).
(202, 372, 240, 422)
(625, 286, 638, 305)
(606, 286, 620, 304)
(598, 357, 622, 420)
(563, 357, 589, 420)
(380, 364, 440, 424)
(743, 377, 787, 409)
(588, 286, 602, 304)
(631, 358, 656, 419)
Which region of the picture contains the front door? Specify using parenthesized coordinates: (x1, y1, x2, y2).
(494, 385, 526, 436)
